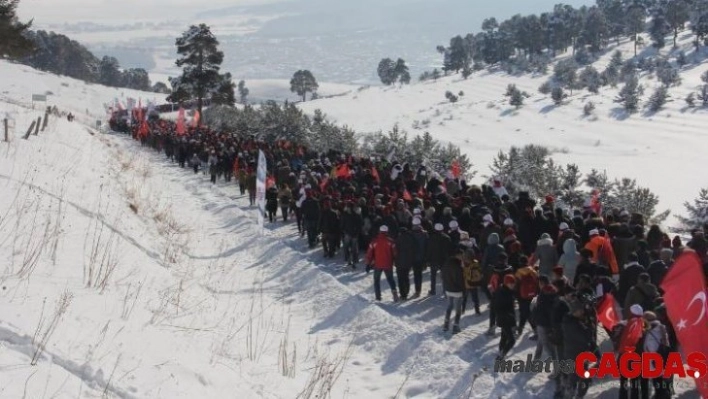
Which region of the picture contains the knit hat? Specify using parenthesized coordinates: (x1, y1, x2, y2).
(434, 223, 444, 231)
(449, 220, 459, 230)
(545, 195, 554, 203)
(413, 208, 422, 215)
(630, 304, 644, 317)
(412, 218, 421, 226)
(503, 274, 516, 285)
(483, 214, 493, 223)
(380, 225, 389, 233)
(541, 233, 551, 240)
(559, 222, 569, 231)
(589, 229, 599, 236)
(503, 218, 514, 226)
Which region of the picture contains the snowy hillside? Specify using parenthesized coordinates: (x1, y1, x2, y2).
(0, 55, 703, 398)
(299, 36, 708, 227)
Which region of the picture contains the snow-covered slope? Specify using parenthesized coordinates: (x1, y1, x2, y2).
(0, 55, 703, 398)
(299, 37, 708, 225)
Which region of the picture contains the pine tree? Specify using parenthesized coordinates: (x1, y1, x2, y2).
(677, 188, 708, 232)
(393, 58, 410, 86)
(579, 66, 601, 93)
(461, 63, 473, 79)
(431, 68, 441, 81)
(0, 0, 34, 59)
(211, 72, 235, 106)
(666, 0, 689, 47)
(238, 80, 249, 104)
(98, 56, 122, 87)
(615, 74, 641, 113)
(168, 24, 227, 119)
(551, 87, 566, 105)
(290, 70, 318, 101)
(647, 85, 670, 112)
(649, 9, 671, 49)
(377, 58, 396, 85)
(602, 51, 623, 87)
(506, 84, 525, 108)
(625, 3, 646, 57)
(697, 84, 708, 106)
(685, 92, 696, 107)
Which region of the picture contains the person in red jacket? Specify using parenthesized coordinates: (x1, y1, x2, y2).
(366, 225, 400, 302)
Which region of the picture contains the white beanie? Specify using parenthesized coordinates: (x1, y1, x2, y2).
(503, 218, 514, 226)
(449, 220, 459, 230)
(434, 223, 444, 231)
(559, 222, 569, 231)
(630, 304, 644, 317)
(413, 208, 422, 215)
(483, 214, 493, 223)
(412, 218, 421, 226)
(589, 229, 599, 236)
(380, 225, 389, 233)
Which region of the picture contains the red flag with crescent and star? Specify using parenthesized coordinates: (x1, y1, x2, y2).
(661, 251, 708, 398)
(597, 293, 620, 331)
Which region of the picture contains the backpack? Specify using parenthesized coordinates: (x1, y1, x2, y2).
(519, 272, 539, 300)
(464, 259, 484, 288)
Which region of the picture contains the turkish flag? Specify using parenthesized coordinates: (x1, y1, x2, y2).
(661, 251, 708, 398)
(451, 159, 461, 178)
(619, 316, 645, 354)
(597, 293, 620, 331)
(336, 164, 350, 178)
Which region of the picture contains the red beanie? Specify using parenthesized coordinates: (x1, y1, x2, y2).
(503, 274, 516, 285)
(545, 195, 554, 203)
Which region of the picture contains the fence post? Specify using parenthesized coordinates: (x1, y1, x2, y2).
(34, 117, 41, 135)
(42, 108, 50, 131)
(24, 121, 36, 139)
(3, 118, 7, 142)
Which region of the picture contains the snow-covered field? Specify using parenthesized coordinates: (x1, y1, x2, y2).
(299, 38, 708, 227)
(0, 47, 705, 398)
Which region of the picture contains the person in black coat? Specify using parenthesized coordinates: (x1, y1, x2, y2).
(319, 201, 340, 258)
(301, 193, 320, 248)
(646, 249, 669, 290)
(561, 298, 596, 399)
(486, 254, 514, 336)
(617, 253, 646, 305)
(427, 224, 452, 296)
(395, 228, 417, 300)
(265, 186, 279, 223)
(341, 203, 364, 267)
(533, 275, 559, 363)
(442, 251, 466, 333)
(573, 249, 597, 287)
(494, 274, 518, 360)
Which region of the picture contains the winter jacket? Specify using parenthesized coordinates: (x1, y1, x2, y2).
(319, 208, 340, 235)
(623, 280, 659, 318)
(562, 314, 596, 360)
(617, 261, 646, 304)
(410, 229, 429, 267)
(395, 229, 418, 269)
(341, 210, 363, 237)
(557, 230, 582, 256)
(366, 233, 397, 271)
(427, 231, 452, 267)
(534, 234, 558, 277)
(646, 260, 668, 288)
(558, 239, 581, 282)
(301, 197, 320, 221)
(482, 233, 505, 272)
(643, 321, 669, 368)
(442, 255, 466, 294)
(278, 188, 292, 208)
(573, 260, 597, 286)
(534, 285, 559, 328)
(266, 187, 279, 211)
(480, 223, 502, 252)
(613, 235, 637, 270)
(494, 285, 517, 328)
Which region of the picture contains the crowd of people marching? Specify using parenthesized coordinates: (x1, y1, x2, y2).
(110, 112, 708, 399)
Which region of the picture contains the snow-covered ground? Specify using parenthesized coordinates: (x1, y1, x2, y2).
(0, 48, 704, 398)
(299, 37, 708, 227)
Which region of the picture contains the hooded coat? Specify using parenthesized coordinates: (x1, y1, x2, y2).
(482, 233, 505, 272)
(534, 233, 558, 277)
(558, 239, 581, 282)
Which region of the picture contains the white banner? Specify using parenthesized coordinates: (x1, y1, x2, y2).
(256, 150, 267, 233)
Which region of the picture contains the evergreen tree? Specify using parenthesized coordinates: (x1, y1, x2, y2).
(602, 50, 623, 87)
(676, 50, 688, 66)
(649, 8, 671, 48)
(506, 84, 525, 108)
(444, 35, 467, 73)
(211, 72, 235, 106)
(377, 58, 396, 85)
(615, 74, 641, 113)
(580, 6, 610, 52)
(666, 0, 689, 47)
(551, 87, 567, 105)
(677, 188, 708, 232)
(697, 84, 708, 106)
(152, 82, 171, 94)
(0, 0, 34, 59)
(393, 58, 410, 85)
(656, 62, 681, 86)
(445, 91, 459, 103)
(579, 66, 601, 93)
(693, 13, 708, 50)
(168, 24, 227, 119)
(290, 70, 318, 101)
(99, 56, 121, 87)
(121, 68, 151, 91)
(625, 2, 647, 57)
(461, 63, 473, 79)
(238, 80, 249, 104)
(647, 85, 670, 112)
(685, 92, 696, 107)
(431, 68, 441, 81)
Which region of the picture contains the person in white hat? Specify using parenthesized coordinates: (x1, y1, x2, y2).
(427, 223, 452, 296)
(365, 225, 400, 302)
(409, 217, 429, 298)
